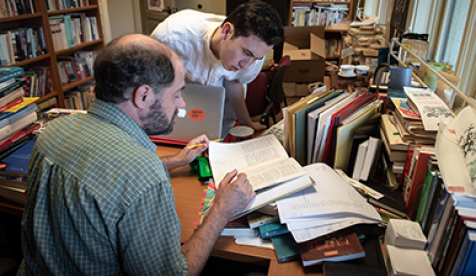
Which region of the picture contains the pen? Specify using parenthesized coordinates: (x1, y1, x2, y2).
(187, 139, 222, 149)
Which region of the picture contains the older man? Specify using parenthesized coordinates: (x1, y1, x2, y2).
(18, 34, 255, 276)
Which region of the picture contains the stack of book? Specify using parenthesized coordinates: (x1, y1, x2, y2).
(390, 97, 436, 144)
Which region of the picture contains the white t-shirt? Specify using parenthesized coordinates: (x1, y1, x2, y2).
(151, 10, 263, 137)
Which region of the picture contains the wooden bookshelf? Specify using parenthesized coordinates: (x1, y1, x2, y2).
(0, 0, 105, 109)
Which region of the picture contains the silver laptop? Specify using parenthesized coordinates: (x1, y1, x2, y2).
(150, 84, 225, 145)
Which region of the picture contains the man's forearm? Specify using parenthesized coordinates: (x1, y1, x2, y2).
(161, 155, 185, 171)
(224, 80, 254, 126)
(181, 206, 228, 276)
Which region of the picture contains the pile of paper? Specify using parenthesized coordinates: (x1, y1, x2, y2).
(277, 163, 382, 243)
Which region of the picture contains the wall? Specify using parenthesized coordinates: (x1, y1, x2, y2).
(106, 0, 137, 40)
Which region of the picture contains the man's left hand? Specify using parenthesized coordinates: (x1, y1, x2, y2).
(162, 135, 209, 171)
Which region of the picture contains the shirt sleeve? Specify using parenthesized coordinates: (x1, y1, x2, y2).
(117, 177, 188, 275)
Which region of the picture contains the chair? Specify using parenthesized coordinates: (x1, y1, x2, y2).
(245, 71, 268, 123)
(263, 55, 290, 125)
(245, 55, 290, 127)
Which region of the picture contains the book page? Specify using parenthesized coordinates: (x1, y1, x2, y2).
(209, 135, 292, 188)
(404, 87, 453, 131)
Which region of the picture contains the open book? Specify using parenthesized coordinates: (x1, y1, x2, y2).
(208, 134, 315, 218)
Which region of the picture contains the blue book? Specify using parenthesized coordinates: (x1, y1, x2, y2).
(3, 138, 37, 174)
(0, 104, 37, 129)
(0, 67, 25, 83)
(450, 230, 476, 276)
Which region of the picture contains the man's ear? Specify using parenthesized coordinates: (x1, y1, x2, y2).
(221, 22, 234, 40)
(132, 84, 150, 108)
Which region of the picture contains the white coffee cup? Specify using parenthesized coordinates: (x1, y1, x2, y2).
(355, 65, 370, 75)
(340, 65, 355, 76)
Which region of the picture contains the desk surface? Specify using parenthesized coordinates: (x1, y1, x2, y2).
(0, 144, 323, 276)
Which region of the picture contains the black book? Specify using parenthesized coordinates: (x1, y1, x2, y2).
(365, 180, 407, 218)
(323, 262, 386, 276)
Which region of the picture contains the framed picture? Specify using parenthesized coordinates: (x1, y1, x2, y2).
(149, 0, 164, 11)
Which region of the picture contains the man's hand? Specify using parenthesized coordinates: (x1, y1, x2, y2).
(212, 170, 256, 221)
(162, 135, 209, 171)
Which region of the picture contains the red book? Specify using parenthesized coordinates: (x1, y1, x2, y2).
(0, 123, 41, 152)
(405, 150, 434, 216)
(298, 227, 364, 267)
(0, 98, 24, 113)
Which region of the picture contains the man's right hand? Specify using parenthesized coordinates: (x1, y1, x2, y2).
(213, 170, 255, 221)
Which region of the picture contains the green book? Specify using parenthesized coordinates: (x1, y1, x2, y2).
(271, 233, 300, 263)
(259, 222, 289, 238)
(416, 170, 437, 224)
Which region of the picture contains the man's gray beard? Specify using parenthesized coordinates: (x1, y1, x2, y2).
(141, 98, 177, 136)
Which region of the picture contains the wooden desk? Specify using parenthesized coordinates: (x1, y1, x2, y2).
(0, 145, 323, 275)
(157, 145, 323, 276)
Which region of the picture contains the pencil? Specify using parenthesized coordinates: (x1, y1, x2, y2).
(187, 139, 222, 149)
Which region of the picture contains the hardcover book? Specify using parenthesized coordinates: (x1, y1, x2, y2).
(298, 227, 365, 266)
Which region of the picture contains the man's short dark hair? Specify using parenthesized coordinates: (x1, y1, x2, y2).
(94, 37, 175, 104)
(224, 0, 284, 46)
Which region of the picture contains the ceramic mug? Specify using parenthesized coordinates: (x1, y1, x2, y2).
(355, 65, 369, 75)
(340, 65, 355, 76)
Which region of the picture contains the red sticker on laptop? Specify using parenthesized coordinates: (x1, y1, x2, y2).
(189, 108, 206, 121)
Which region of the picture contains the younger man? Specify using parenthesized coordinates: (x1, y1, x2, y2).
(151, 0, 284, 137)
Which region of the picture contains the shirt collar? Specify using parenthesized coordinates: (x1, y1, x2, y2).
(87, 99, 157, 153)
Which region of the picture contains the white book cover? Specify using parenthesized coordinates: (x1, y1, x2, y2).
(359, 137, 379, 181)
(352, 139, 368, 180)
(435, 106, 475, 198)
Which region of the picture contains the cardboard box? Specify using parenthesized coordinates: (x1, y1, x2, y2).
(384, 219, 427, 250)
(282, 82, 311, 97)
(283, 26, 326, 83)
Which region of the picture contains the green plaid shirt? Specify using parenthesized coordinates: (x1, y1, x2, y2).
(18, 99, 188, 275)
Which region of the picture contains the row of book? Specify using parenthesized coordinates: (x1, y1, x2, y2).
(0, 27, 47, 66)
(57, 50, 97, 85)
(49, 13, 99, 51)
(45, 0, 91, 12)
(0, 0, 35, 18)
(19, 66, 51, 97)
(292, 4, 348, 27)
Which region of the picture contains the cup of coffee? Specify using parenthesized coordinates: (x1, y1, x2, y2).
(229, 126, 254, 142)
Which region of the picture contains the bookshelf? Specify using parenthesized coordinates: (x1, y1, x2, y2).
(0, 0, 104, 109)
(288, 0, 352, 66)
